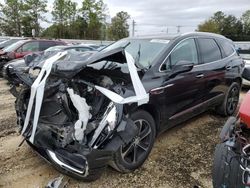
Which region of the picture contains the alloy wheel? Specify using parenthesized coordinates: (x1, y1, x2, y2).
(227, 86, 239, 115)
(121, 119, 152, 164)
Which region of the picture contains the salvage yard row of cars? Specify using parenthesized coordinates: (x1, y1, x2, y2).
(0, 37, 105, 73)
(0, 32, 250, 186)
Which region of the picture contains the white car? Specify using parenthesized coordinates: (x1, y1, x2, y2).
(240, 53, 250, 87)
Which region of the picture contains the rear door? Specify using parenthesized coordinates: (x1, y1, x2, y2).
(196, 38, 227, 106)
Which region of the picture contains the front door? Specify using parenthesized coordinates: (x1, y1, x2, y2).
(155, 38, 206, 130)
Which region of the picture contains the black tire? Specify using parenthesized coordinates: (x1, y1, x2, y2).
(212, 143, 244, 188)
(110, 110, 156, 173)
(216, 82, 240, 116)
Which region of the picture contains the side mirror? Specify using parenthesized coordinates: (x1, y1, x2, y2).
(169, 60, 194, 78)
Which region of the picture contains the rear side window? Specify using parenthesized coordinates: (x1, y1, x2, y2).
(197, 38, 222, 63)
(39, 41, 58, 51)
(218, 39, 235, 57)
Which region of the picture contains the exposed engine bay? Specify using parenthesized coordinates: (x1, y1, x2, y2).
(4, 49, 149, 180)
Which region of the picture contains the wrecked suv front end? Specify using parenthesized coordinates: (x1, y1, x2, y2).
(4, 49, 149, 181)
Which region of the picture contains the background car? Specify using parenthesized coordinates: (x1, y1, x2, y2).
(0, 39, 66, 71)
(238, 49, 250, 87)
(0, 38, 24, 50)
(44, 44, 96, 54)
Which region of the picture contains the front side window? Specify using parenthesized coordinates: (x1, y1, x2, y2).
(197, 38, 222, 63)
(161, 38, 198, 71)
(21, 41, 39, 52)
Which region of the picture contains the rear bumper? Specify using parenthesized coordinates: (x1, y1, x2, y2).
(26, 140, 113, 178)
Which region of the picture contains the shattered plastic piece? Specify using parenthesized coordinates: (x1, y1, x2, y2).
(45, 176, 67, 188)
(67, 88, 92, 142)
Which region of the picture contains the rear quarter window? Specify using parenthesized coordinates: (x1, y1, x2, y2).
(197, 38, 222, 63)
(39, 41, 59, 51)
(217, 39, 235, 57)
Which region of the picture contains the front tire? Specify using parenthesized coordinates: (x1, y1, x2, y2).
(216, 82, 240, 116)
(212, 143, 244, 188)
(110, 110, 156, 173)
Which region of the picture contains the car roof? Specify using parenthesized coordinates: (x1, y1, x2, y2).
(128, 32, 227, 41)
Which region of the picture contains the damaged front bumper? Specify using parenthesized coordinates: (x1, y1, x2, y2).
(27, 141, 112, 177)
(26, 116, 137, 178)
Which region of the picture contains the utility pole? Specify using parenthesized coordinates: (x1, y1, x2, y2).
(132, 20, 136, 37)
(177, 25, 181, 33)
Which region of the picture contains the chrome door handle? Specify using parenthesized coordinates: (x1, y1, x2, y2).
(226, 65, 232, 70)
(196, 74, 204, 78)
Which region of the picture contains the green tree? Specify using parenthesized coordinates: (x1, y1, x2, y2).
(197, 11, 246, 41)
(52, 0, 69, 38)
(81, 0, 107, 39)
(107, 11, 130, 40)
(197, 19, 219, 33)
(221, 15, 243, 40)
(51, 0, 81, 38)
(241, 10, 250, 35)
(22, 0, 47, 36)
(0, 0, 24, 36)
(211, 11, 226, 33)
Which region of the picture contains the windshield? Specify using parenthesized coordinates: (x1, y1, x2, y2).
(101, 38, 170, 69)
(0, 39, 22, 49)
(3, 40, 26, 52)
(239, 53, 250, 60)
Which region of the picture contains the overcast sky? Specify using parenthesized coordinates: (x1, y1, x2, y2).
(1, 0, 250, 36)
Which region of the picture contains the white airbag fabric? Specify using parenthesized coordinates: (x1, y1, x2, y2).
(67, 88, 92, 142)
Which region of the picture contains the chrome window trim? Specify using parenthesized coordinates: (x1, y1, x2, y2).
(159, 36, 237, 72)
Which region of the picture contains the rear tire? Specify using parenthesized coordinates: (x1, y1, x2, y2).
(110, 110, 156, 173)
(216, 82, 240, 116)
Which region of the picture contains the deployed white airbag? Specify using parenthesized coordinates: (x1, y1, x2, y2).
(67, 88, 92, 142)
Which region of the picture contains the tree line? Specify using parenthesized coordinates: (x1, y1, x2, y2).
(0, 0, 131, 40)
(198, 10, 250, 41)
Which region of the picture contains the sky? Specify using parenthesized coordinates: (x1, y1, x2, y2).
(1, 0, 250, 36)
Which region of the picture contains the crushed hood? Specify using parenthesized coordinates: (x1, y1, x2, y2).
(50, 47, 127, 78)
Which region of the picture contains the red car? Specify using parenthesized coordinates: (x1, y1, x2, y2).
(0, 39, 66, 61)
(0, 39, 66, 67)
(213, 92, 250, 187)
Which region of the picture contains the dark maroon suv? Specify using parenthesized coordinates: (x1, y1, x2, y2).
(3, 32, 245, 181)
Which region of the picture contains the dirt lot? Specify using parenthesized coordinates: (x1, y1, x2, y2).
(0, 77, 247, 188)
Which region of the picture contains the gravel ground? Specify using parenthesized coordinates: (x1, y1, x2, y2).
(0, 78, 247, 188)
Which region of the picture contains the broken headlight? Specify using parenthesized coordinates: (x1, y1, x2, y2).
(90, 103, 118, 148)
(106, 104, 118, 131)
